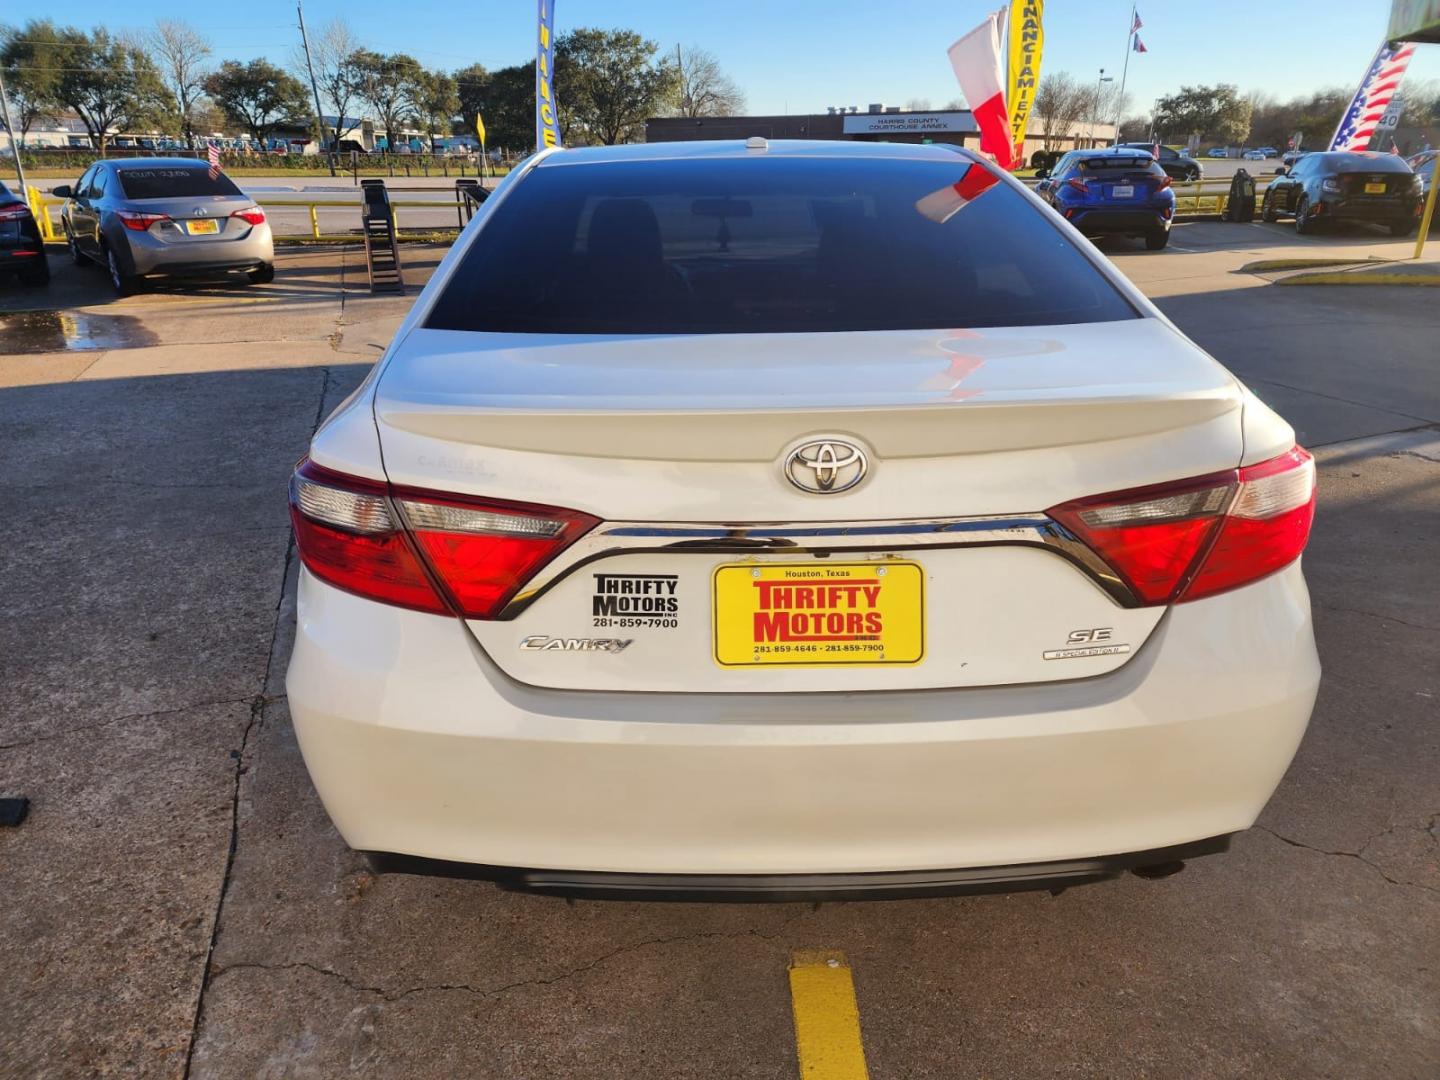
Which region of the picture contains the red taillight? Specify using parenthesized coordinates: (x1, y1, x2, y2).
(1066, 178, 1090, 195)
(231, 206, 266, 225)
(117, 209, 170, 231)
(0, 203, 31, 221)
(288, 460, 598, 618)
(1049, 446, 1316, 606)
(1156, 175, 1173, 191)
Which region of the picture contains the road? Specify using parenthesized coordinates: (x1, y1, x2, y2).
(0, 221, 1436, 1079)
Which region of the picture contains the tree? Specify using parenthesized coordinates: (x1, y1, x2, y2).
(297, 18, 362, 144)
(453, 62, 490, 143)
(147, 19, 211, 144)
(348, 50, 426, 151)
(1033, 71, 1089, 148)
(904, 98, 932, 112)
(0, 21, 65, 149)
(673, 45, 744, 118)
(469, 62, 534, 153)
(415, 69, 458, 146)
(555, 27, 678, 145)
(53, 27, 168, 153)
(1152, 84, 1252, 145)
(1118, 112, 1153, 142)
(1247, 88, 1348, 150)
(203, 59, 308, 146)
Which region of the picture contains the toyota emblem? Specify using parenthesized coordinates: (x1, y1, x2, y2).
(785, 439, 869, 494)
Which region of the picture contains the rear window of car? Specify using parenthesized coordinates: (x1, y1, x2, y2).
(1321, 153, 1410, 174)
(116, 168, 243, 199)
(426, 156, 1137, 335)
(1079, 157, 1165, 175)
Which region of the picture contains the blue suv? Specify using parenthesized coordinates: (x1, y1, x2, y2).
(1033, 147, 1177, 249)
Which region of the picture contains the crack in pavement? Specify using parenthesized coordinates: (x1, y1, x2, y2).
(181, 363, 334, 1079)
(1255, 825, 1440, 896)
(1312, 601, 1440, 635)
(0, 695, 261, 753)
(207, 912, 818, 1006)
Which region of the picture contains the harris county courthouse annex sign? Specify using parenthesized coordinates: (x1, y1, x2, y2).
(840, 112, 977, 135)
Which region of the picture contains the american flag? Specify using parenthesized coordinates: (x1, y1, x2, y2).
(1330, 42, 1416, 153)
(207, 140, 221, 177)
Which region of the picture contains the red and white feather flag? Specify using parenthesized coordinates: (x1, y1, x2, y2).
(948, 11, 1015, 171)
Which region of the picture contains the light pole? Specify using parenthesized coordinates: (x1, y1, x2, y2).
(1091, 69, 1114, 148)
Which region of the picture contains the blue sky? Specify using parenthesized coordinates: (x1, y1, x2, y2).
(35, 1, 1440, 117)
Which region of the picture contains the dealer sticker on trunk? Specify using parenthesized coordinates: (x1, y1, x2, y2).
(712, 562, 924, 667)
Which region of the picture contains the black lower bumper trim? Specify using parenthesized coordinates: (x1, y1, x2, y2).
(363, 834, 1233, 902)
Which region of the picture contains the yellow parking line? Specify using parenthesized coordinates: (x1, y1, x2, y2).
(788, 950, 870, 1080)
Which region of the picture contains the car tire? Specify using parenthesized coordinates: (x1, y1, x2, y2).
(66, 228, 88, 267)
(1145, 228, 1171, 251)
(1390, 220, 1418, 238)
(1294, 196, 1315, 235)
(1261, 192, 1279, 223)
(21, 259, 51, 287)
(247, 262, 275, 284)
(105, 245, 140, 296)
(1188, 167, 1200, 182)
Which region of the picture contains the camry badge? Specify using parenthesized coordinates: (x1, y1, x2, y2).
(785, 439, 868, 494)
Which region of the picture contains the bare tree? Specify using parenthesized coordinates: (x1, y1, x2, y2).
(1033, 71, 1088, 148)
(904, 97, 932, 112)
(672, 44, 744, 118)
(293, 17, 363, 143)
(148, 19, 212, 144)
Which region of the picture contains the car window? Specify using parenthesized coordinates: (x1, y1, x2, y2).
(1078, 157, 1167, 178)
(115, 168, 243, 199)
(1050, 154, 1073, 176)
(91, 170, 108, 197)
(427, 156, 1138, 335)
(75, 167, 96, 197)
(1159, 147, 1178, 160)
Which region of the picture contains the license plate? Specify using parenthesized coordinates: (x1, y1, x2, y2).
(712, 561, 925, 667)
(1364, 181, 1387, 194)
(185, 218, 220, 235)
(1112, 184, 1135, 199)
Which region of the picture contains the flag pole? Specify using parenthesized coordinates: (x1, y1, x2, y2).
(1114, 2, 1136, 137)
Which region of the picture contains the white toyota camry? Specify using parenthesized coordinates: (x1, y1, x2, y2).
(286, 140, 1319, 900)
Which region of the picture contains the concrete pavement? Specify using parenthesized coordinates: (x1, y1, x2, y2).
(1, 226, 1436, 1079)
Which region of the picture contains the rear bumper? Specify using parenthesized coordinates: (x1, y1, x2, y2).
(1067, 208, 1170, 234)
(118, 223, 274, 276)
(1318, 197, 1416, 222)
(286, 563, 1319, 878)
(366, 834, 1232, 901)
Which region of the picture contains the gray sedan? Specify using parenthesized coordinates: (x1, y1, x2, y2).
(54, 158, 274, 295)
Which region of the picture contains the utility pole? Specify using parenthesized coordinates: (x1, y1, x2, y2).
(0, 66, 28, 196)
(296, 0, 335, 177)
(1091, 68, 1113, 148)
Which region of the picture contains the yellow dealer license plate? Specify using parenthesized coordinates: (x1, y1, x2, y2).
(1364, 181, 1386, 194)
(712, 561, 924, 667)
(185, 218, 220, 235)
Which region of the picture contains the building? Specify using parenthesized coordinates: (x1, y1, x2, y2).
(646, 104, 1118, 165)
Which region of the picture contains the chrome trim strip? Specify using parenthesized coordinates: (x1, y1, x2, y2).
(498, 513, 1136, 618)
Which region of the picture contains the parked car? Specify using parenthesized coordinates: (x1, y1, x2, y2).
(1261, 150, 1421, 235)
(285, 139, 1319, 900)
(1281, 150, 1310, 167)
(1257, 147, 1279, 158)
(0, 180, 49, 287)
(1207, 147, 1231, 158)
(54, 158, 274, 295)
(1119, 142, 1203, 181)
(1034, 146, 1177, 248)
(1242, 149, 1267, 161)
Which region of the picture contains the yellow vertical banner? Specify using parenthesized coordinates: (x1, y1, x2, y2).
(1007, 0, 1045, 158)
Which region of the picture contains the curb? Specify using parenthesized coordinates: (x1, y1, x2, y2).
(1276, 270, 1440, 286)
(1239, 257, 1391, 273)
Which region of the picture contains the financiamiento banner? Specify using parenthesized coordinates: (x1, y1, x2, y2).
(1006, 0, 1044, 155)
(535, 0, 561, 151)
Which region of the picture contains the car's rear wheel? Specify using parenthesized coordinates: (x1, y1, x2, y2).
(1294, 196, 1315, 235)
(1390, 219, 1418, 238)
(247, 262, 275, 284)
(105, 245, 139, 296)
(1145, 227, 1171, 250)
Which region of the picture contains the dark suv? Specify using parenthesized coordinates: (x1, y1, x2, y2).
(0, 180, 49, 286)
(1118, 144, 1202, 181)
(1262, 151, 1420, 236)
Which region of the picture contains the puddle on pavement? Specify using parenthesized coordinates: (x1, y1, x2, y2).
(0, 310, 158, 355)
